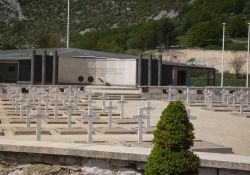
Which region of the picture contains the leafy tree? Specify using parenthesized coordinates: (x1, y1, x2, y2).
(144, 101, 200, 175)
(96, 37, 123, 53)
(231, 56, 246, 78)
(227, 16, 247, 38)
(183, 20, 221, 47)
(127, 21, 158, 50)
(127, 29, 157, 50)
(156, 18, 176, 49)
(71, 32, 100, 50)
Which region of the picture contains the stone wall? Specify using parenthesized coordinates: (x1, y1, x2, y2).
(0, 151, 249, 175)
(0, 140, 249, 175)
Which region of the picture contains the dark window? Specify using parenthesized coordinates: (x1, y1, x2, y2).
(78, 76, 84, 82)
(88, 76, 94, 83)
(8, 66, 15, 72)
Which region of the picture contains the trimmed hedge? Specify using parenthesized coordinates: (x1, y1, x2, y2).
(144, 101, 200, 175)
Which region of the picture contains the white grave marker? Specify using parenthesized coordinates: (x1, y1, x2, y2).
(104, 101, 117, 128)
(141, 101, 154, 127)
(132, 108, 148, 144)
(84, 107, 98, 144)
(117, 96, 128, 119)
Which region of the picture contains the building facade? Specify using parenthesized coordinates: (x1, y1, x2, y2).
(0, 48, 215, 86)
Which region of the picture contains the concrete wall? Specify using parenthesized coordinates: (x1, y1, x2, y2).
(0, 140, 249, 175)
(58, 57, 137, 86)
(163, 49, 248, 74)
(0, 152, 249, 175)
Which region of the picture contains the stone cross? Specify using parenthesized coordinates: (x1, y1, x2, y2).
(246, 90, 249, 105)
(231, 92, 236, 108)
(132, 107, 148, 144)
(15, 94, 25, 118)
(117, 96, 128, 119)
(168, 87, 172, 101)
(100, 93, 106, 112)
(29, 106, 47, 141)
(51, 92, 61, 118)
(72, 91, 80, 112)
(104, 101, 117, 128)
(42, 91, 50, 115)
(239, 95, 245, 114)
(221, 88, 226, 103)
(64, 99, 75, 128)
(84, 107, 98, 144)
(208, 91, 213, 108)
(141, 101, 154, 127)
(86, 95, 95, 108)
(186, 109, 191, 118)
(19, 103, 25, 119)
(48, 85, 53, 96)
(185, 88, 190, 104)
(10, 94, 18, 108)
(30, 88, 36, 103)
(15, 94, 25, 112)
(36, 90, 44, 106)
(225, 91, 230, 105)
(23, 99, 35, 128)
(61, 91, 67, 106)
(73, 90, 80, 104)
(204, 88, 208, 103)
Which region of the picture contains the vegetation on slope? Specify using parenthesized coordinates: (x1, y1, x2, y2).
(0, 0, 249, 52)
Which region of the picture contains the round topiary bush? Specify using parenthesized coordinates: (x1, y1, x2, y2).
(144, 101, 200, 175)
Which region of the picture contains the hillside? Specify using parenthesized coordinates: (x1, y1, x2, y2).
(0, 0, 250, 51)
(0, 0, 185, 49)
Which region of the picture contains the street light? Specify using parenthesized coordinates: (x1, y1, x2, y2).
(246, 23, 250, 88)
(221, 23, 226, 88)
(66, 0, 70, 48)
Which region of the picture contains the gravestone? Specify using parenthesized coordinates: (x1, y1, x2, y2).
(104, 101, 116, 128)
(141, 101, 154, 127)
(117, 96, 128, 119)
(132, 107, 149, 143)
(84, 107, 98, 143)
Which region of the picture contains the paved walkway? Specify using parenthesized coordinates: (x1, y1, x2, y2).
(0, 97, 250, 156)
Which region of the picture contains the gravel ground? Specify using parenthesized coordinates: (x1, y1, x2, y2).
(0, 161, 142, 175)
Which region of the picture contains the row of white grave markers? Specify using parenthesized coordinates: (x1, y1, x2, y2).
(165, 87, 250, 105)
(131, 101, 154, 143)
(100, 94, 129, 119)
(10, 91, 156, 143)
(1, 88, 158, 143)
(83, 94, 155, 144)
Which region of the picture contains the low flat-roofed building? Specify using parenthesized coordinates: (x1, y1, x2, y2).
(0, 48, 215, 86)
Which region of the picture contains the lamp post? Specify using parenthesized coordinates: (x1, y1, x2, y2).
(66, 0, 70, 48)
(221, 23, 226, 88)
(246, 23, 250, 88)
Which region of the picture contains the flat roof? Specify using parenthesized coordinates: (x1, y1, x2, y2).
(0, 48, 138, 60)
(0, 48, 214, 70)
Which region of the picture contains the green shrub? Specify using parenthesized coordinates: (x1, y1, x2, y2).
(226, 42, 247, 51)
(227, 16, 248, 38)
(144, 101, 200, 175)
(183, 20, 221, 47)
